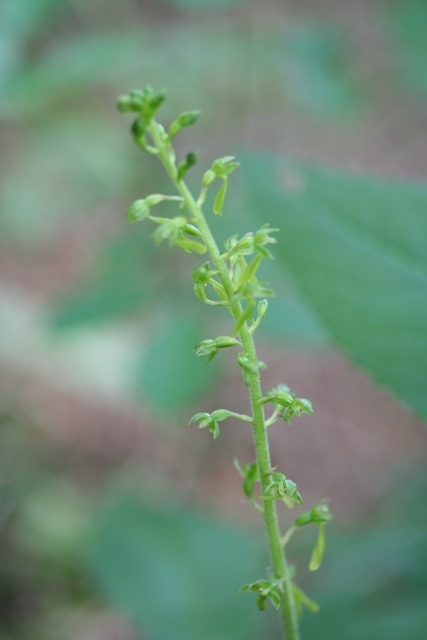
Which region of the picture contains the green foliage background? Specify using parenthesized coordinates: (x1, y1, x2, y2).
(0, 0, 426, 639)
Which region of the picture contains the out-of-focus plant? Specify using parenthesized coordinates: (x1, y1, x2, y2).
(300, 469, 427, 639)
(0, 408, 96, 639)
(241, 153, 427, 418)
(387, 0, 427, 97)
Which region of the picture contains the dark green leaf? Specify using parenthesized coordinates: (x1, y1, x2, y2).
(278, 23, 361, 116)
(50, 229, 157, 329)
(300, 470, 427, 639)
(0, 0, 61, 87)
(134, 317, 218, 415)
(50, 282, 147, 329)
(387, 0, 427, 96)
(86, 490, 263, 640)
(242, 152, 427, 418)
(163, 0, 246, 11)
(256, 261, 329, 346)
(169, 110, 201, 138)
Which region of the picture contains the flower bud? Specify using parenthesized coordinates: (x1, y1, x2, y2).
(194, 339, 217, 360)
(131, 117, 146, 141)
(211, 156, 237, 176)
(211, 409, 233, 422)
(116, 94, 137, 113)
(177, 152, 197, 180)
(202, 169, 216, 187)
(145, 194, 167, 207)
(146, 88, 166, 112)
(214, 336, 241, 349)
(256, 299, 269, 322)
(169, 110, 201, 138)
(125, 199, 150, 223)
(129, 89, 145, 103)
(295, 501, 332, 527)
(237, 353, 266, 374)
(192, 262, 217, 285)
(294, 398, 313, 415)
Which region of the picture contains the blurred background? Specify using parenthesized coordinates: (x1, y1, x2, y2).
(1, 0, 427, 638)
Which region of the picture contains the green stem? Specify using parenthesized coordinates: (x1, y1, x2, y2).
(148, 122, 300, 640)
(241, 330, 299, 640)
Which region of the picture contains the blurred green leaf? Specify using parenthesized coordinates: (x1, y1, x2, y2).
(1, 20, 360, 124)
(279, 24, 360, 116)
(164, 0, 246, 8)
(0, 117, 140, 244)
(135, 316, 218, 415)
(258, 262, 329, 346)
(51, 283, 147, 329)
(0, 28, 251, 116)
(50, 229, 159, 329)
(0, 0, 62, 87)
(87, 490, 263, 640)
(13, 480, 92, 560)
(387, 0, 427, 96)
(242, 152, 427, 418)
(0, 0, 61, 36)
(300, 470, 427, 640)
(259, 292, 329, 346)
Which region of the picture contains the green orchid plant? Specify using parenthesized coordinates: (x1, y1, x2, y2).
(117, 85, 331, 640)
